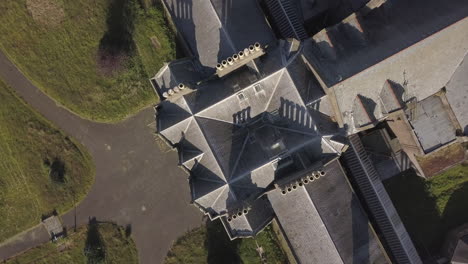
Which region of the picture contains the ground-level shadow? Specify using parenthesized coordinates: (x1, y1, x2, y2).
(204, 219, 241, 264)
(383, 164, 468, 261)
(84, 217, 106, 264)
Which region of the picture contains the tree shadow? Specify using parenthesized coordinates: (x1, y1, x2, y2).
(125, 224, 132, 237)
(441, 181, 468, 241)
(383, 168, 468, 261)
(45, 158, 66, 183)
(97, 0, 137, 75)
(84, 217, 106, 264)
(204, 219, 241, 264)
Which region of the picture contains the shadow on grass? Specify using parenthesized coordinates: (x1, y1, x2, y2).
(84, 217, 106, 264)
(204, 219, 241, 264)
(98, 0, 138, 75)
(441, 183, 468, 236)
(384, 166, 468, 260)
(99, 0, 136, 55)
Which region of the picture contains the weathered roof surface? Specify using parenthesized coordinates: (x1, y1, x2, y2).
(297, 0, 368, 26)
(268, 159, 389, 264)
(269, 184, 344, 264)
(379, 80, 404, 114)
(446, 54, 468, 135)
(221, 196, 274, 239)
(162, 0, 275, 72)
(409, 95, 457, 153)
(156, 45, 341, 222)
(209, 0, 276, 50)
(313, 16, 468, 133)
(452, 236, 468, 264)
(353, 94, 378, 128)
(153, 58, 200, 94)
(304, 0, 468, 87)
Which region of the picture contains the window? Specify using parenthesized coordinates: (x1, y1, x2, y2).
(237, 92, 246, 101)
(254, 84, 263, 93)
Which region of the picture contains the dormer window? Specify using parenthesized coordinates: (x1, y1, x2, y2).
(254, 84, 263, 93)
(237, 92, 246, 101)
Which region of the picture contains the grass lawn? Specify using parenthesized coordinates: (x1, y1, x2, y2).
(0, 0, 175, 122)
(384, 162, 468, 258)
(0, 79, 94, 242)
(5, 222, 138, 264)
(164, 221, 288, 264)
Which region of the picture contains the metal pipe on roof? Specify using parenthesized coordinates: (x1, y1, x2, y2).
(227, 57, 234, 65)
(238, 51, 244, 59)
(178, 83, 186, 90)
(232, 54, 239, 61)
(222, 60, 228, 67)
(216, 63, 223, 71)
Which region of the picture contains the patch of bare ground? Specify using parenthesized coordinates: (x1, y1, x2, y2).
(95, 50, 129, 77)
(26, 0, 65, 27)
(417, 142, 466, 177)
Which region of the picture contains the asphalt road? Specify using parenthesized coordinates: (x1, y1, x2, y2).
(0, 51, 203, 263)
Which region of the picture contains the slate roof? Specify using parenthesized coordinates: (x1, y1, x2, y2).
(446, 54, 468, 135)
(379, 80, 405, 114)
(301, 0, 468, 133)
(155, 43, 347, 239)
(162, 0, 275, 72)
(268, 159, 389, 264)
(152, 58, 200, 95)
(452, 236, 468, 264)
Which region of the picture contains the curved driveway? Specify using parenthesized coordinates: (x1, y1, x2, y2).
(0, 51, 203, 264)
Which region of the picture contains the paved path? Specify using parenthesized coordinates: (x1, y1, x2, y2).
(0, 51, 203, 263)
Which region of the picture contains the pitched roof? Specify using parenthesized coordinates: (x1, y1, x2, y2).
(268, 159, 389, 263)
(156, 46, 340, 219)
(162, 0, 275, 71)
(379, 80, 405, 114)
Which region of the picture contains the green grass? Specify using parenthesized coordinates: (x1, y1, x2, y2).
(5, 223, 138, 264)
(0, 79, 94, 242)
(164, 221, 288, 264)
(384, 163, 468, 258)
(0, 0, 174, 122)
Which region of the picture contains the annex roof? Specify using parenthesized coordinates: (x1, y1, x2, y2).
(268, 159, 389, 263)
(162, 0, 275, 72)
(409, 95, 457, 153)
